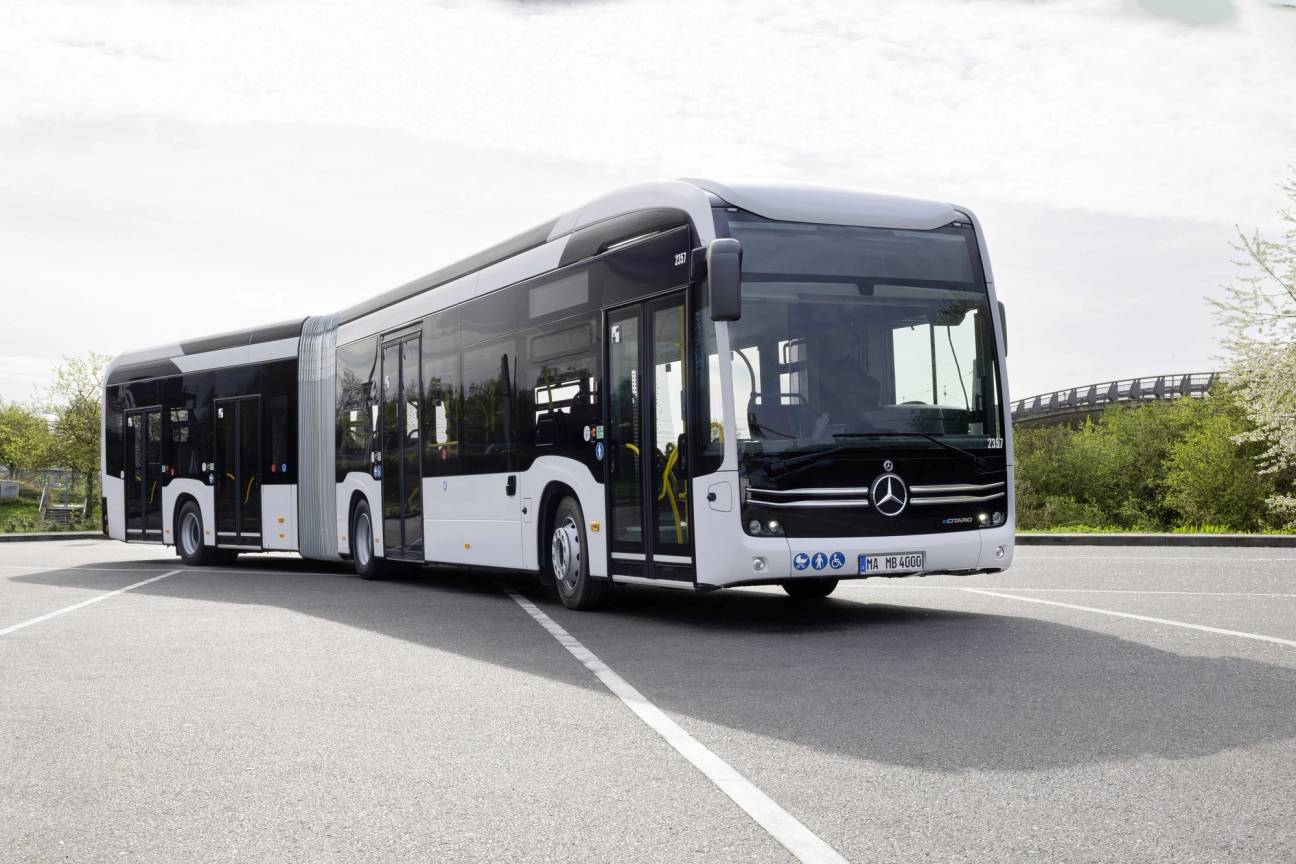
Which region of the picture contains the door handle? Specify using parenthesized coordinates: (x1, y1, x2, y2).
(505, 475, 517, 497)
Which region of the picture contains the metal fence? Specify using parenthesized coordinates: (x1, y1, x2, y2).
(1012, 372, 1222, 426)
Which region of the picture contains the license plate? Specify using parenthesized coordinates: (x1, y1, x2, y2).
(859, 552, 925, 575)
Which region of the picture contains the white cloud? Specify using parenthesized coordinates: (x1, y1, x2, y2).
(0, 0, 1293, 400)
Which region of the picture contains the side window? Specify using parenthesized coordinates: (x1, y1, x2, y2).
(105, 386, 125, 478)
(336, 337, 378, 481)
(527, 270, 590, 321)
(168, 405, 196, 476)
(422, 352, 460, 474)
(460, 337, 518, 474)
(523, 316, 599, 458)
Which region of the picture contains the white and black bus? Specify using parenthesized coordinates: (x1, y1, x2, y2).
(102, 180, 1014, 608)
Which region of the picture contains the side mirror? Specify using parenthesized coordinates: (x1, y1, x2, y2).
(997, 300, 1008, 356)
(707, 238, 743, 322)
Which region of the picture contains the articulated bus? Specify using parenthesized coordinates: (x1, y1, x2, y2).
(102, 180, 1013, 609)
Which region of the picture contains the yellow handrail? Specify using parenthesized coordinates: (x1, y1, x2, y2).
(244, 476, 256, 504)
(658, 445, 684, 543)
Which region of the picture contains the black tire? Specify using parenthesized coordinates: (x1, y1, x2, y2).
(781, 578, 838, 599)
(175, 500, 236, 565)
(349, 498, 385, 580)
(550, 495, 610, 610)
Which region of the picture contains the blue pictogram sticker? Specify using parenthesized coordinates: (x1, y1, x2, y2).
(811, 552, 829, 571)
(829, 551, 845, 570)
(792, 552, 810, 571)
(594, 441, 605, 461)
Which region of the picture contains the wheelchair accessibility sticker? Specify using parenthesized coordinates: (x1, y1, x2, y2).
(829, 551, 845, 570)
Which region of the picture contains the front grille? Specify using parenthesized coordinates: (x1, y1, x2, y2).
(910, 481, 1006, 506)
(746, 487, 872, 509)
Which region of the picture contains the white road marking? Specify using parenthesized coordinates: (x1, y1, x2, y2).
(507, 591, 849, 864)
(960, 588, 1296, 649)
(0, 569, 183, 636)
(0, 564, 178, 572)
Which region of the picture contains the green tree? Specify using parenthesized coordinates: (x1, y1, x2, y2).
(0, 401, 52, 476)
(1211, 168, 1296, 525)
(40, 353, 110, 509)
(1163, 395, 1275, 530)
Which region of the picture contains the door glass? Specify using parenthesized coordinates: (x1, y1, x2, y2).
(214, 403, 237, 540)
(651, 301, 688, 549)
(402, 337, 423, 555)
(145, 411, 163, 536)
(607, 309, 643, 549)
(125, 414, 142, 532)
(238, 399, 260, 540)
(381, 343, 401, 553)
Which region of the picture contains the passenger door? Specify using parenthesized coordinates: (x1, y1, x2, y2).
(213, 396, 261, 548)
(380, 332, 423, 561)
(604, 291, 693, 582)
(124, 407, 163, 541)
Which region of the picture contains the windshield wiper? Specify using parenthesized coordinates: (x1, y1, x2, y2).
(832, 431, 988, 469)
(765, 444, 859, 478)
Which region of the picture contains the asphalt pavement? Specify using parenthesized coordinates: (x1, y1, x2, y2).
(2, 540, 1295, 863)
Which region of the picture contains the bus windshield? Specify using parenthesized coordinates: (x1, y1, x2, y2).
(714, 213, 1004, 462)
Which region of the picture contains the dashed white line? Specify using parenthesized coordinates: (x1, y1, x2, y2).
(0, 569, 183, 636)
(960, 587, 1296, 649)
(507, 591, 849, 864)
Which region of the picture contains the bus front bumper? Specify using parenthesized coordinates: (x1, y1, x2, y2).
(694, 523, 1015, 590)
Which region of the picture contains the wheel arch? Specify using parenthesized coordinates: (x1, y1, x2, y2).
(171, 492, 198, 546)
(536, 481, 579, 574)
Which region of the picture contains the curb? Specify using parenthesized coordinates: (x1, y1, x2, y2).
(1017, 533, 1296, 548)
(0, 532, 105, 543)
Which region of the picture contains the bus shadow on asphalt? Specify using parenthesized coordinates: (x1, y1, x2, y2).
(16, 558, 1296, 774)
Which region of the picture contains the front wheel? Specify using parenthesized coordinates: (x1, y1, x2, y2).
(781, 578, 838, 599)
(550, 496, 610, 610)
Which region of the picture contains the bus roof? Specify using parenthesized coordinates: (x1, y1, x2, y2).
(108, 179, 977, 382)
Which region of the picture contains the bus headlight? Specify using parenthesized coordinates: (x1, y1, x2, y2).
(744, 515, 786, 537)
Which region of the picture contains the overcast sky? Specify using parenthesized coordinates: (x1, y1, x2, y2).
(2, 0, 1294, 404)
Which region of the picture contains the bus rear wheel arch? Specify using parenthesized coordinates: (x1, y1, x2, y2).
(174, 498, 236, 566)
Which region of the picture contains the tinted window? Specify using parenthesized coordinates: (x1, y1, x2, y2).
(460, 337, 518, 474)
(422, 351, 460, 475)
(460, 285, 518, 345)
(528, 270, 590, 320)
(521, 316, 600, 467)
(336, 336, 378, 482)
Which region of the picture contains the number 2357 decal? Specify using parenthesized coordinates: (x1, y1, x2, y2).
(673, 252, 687, 266)
(986, 437, 1004, 449)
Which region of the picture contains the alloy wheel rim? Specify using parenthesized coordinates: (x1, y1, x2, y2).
(181, 512, 200, 557)
(356, 513, 372, 568)
(551, 516, 581, 591)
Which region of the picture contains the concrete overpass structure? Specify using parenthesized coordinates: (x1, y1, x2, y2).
(1011, 372, 1223, 427)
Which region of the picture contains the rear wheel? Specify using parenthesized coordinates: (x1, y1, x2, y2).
(781, 578, 838, 599)
(175, 501, 236, 565)
(350, 498, 383, 580)
(550, 496, 609, 610)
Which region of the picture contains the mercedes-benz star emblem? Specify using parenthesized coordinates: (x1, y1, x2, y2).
(870, 472, 909, 517)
